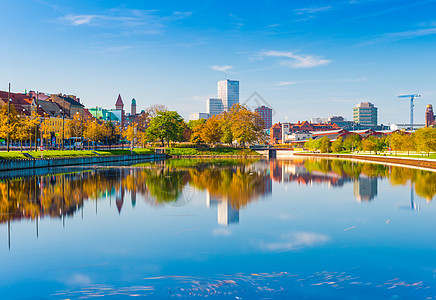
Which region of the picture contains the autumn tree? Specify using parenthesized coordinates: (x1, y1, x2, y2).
(362, 136, 377, 153)
(414, 127, 436, 156)
(201, 116, 222, 145)
(83, 120, 102, 149)
(190, 119, 206, 144)
(229, 104, 264, 147)
(124, 123, 138, 152)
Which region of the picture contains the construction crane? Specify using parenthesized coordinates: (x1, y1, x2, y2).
(397, 94, 421, 131)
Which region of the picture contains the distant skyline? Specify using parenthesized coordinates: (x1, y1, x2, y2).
(2, 0, 436, 124)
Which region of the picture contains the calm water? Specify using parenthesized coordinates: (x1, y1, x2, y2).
(1, 158, 436, 299)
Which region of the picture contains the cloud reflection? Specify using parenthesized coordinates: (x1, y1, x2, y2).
(260, 232, 329, 252)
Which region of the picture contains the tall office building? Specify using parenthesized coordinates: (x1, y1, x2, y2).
(353, 102, 377, 126)
(255, 105, 273, 129)
(218, 79, 239, 111)
(207, 98, 224, 116)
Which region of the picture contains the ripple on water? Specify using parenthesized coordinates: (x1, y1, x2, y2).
(51, 270, 435, 299)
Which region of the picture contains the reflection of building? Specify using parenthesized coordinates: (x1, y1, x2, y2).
(207, 191, 239, 226)
(218, 198, 239, 226)
(353, 176, 378, 202)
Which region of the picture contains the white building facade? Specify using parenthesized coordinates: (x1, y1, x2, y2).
(189, 112, 210, 121)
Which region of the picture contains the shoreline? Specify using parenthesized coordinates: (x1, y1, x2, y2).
(0, 153, 167, 172)
(293, 152, 436, 171)
(169, 155, 262, 159)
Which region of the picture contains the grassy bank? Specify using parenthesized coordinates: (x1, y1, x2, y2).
(0, 148, 155, 160)
(165, 147, 261, 156)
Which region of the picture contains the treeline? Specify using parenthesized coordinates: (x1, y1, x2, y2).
(0, 103, 266, 150)
(136, 104, 265, 148)
(304, 127, 436, 155)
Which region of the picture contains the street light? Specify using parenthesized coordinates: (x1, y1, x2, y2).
(62, 96, 65, 150)
(7, 83, 11, 152)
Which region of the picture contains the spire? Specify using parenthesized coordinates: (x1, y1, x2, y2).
(115, 94, 124, 110)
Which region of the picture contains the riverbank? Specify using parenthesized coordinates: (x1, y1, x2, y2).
(293, 152, 436, 171)
(0, 148, 154, 159)
(0, 153, 166, 172)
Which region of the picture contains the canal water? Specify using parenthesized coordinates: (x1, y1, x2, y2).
(0, 158, 435, 299)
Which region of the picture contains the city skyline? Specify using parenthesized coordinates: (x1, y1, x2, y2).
(1, 0, 436, 124)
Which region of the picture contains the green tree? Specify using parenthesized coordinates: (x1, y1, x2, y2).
(219, 112, 233, 145)
(146, 110, 184, 147)
(331, 137, 344, 152)
(343, 134, 362, 151)
(320, 137, 331, 153)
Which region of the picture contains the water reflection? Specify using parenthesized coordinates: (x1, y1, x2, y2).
(0, 158, 435, 228)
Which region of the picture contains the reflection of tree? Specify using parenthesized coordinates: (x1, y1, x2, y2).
(1, 158, 434, 224)
(144, 168, 189, 203)
(189, 166, 270, 209)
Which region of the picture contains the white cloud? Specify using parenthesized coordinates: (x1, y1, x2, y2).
(363, 27, 436, 45)
(294, 6, 332, 15)
(276, 81, 299, 86)
(211, 65, 233, 72)
(63, 14, 98, 26)
(58, 9, 192, 34)
(259, 232, 329, 252)
(262, 50, 331, 68)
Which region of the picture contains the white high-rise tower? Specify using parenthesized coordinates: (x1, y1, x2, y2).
(218, 79, 239, 111)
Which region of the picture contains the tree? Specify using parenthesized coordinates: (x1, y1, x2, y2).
(331, 137, 344, 153)
(102, 121, 117, 148)
(229, 104, 264, 147)
(146, 111, 184, 147)
(124, 124, 137, 153)
(190, 119, 206, 144)
(343, 134, 362, 152)
(0, 105, 19, 151)
(201, 116, 222, 145)
(390, 132, 403, 155)
(320, 137, 331, 153)
(83, 120, 102, 149)
(219, 112, 233, 145)
(414, 127, 436, 156)
(362, 136, 377, 153)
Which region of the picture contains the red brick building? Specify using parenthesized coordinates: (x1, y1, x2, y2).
(255, 105, 273, 130)
(425, 104, 435, 127)
(270, 121, 341, 144)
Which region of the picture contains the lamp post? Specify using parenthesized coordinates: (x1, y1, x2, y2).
(62, 96, 65, 150)
(81, 108, 84, 150)
(7, 83, 11, 152)
(34, 91, 39, 151)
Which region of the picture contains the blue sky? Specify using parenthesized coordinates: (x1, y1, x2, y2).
(1, 0, 436, 124)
